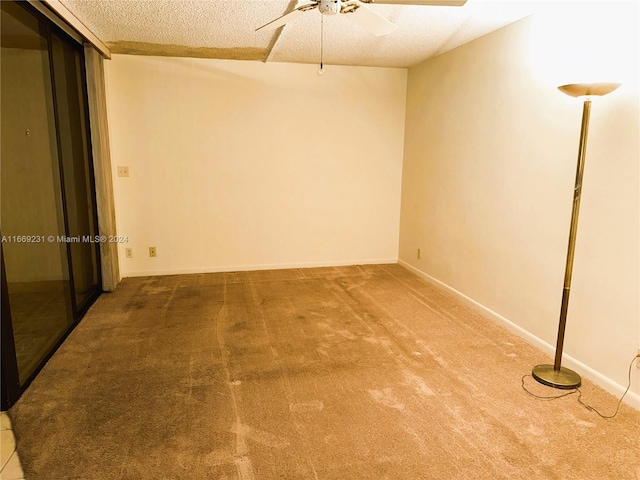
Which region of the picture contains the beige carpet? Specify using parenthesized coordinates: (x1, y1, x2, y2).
(8, 264, 640, 479)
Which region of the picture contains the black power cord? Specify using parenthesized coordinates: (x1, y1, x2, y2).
(521, 354, 639, 419)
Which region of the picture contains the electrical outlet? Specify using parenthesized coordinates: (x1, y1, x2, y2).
(149, 247, 156, 257)
(117, 166, 129, 177)
(125, 248, 133, 258)
(417, 248, 421, 259)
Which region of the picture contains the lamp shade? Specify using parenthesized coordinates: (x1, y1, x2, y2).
(558, 83, 621, 98)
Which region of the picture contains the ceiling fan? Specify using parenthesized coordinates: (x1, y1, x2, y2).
(256, 0, 468, 37)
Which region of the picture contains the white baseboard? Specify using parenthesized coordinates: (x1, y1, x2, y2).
(121, 257, 399, 278)
(398, 259, 640, 411)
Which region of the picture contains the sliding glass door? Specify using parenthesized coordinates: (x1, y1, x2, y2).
(1, 0, 101, 405)
(51, 30, 101, 314)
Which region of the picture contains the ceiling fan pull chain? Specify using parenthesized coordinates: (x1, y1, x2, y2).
(319, 13, 325, 75)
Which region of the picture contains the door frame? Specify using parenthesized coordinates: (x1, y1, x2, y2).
(1, 244, 20, 411)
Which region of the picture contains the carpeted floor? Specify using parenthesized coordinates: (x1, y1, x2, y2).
(8, 264, 640, 479)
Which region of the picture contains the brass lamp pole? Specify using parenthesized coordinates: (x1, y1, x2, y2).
(532, 82, 621, 389)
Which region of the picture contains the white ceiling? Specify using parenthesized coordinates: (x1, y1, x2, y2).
(59, 0, 538, 68)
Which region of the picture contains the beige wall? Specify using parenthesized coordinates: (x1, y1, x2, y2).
(105, 56, 406, 276)
(399, 6, 639, 404)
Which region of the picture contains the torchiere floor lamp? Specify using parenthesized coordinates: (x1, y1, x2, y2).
(532, 82, 621, 389)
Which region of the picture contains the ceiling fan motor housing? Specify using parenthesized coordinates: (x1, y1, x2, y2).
(319, 0, 341, 15)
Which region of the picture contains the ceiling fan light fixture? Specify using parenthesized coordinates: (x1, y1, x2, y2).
(256, 0, 467, 50)
(318, 0, 341, 15)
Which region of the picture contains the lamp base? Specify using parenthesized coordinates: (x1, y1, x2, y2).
(532, 364, 581, 389)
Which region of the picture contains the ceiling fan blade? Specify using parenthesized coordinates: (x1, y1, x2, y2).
(363, 0, 467, 6)
(256, 5, 315, 32)
(348, 5, 399, 36)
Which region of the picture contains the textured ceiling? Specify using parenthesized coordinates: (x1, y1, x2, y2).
(59, 0, 537, 68)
